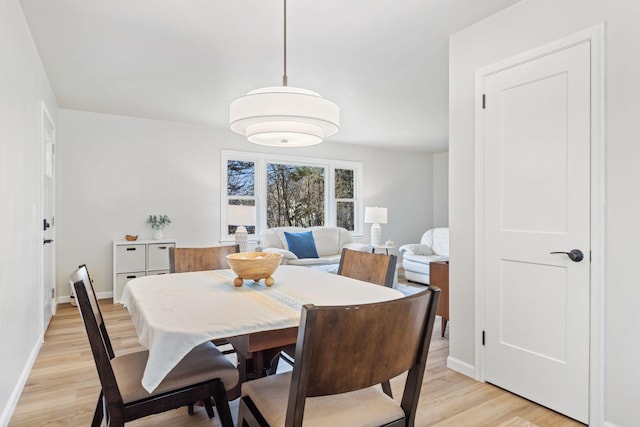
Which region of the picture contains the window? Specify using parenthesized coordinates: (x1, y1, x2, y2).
(221, 150, 363, 240)
(226, 160, 256, 234)
(335, 168, 355, 230)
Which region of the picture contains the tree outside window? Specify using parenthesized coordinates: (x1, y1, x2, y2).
(266, 163, 325, 227)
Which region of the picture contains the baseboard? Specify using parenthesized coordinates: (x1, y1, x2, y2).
(446, 355, 475, 378)
(96, 291, 113, 300)
(0, 335, 42, 427)
(57, 291, 113, 305)
(57, 295, 72, 304)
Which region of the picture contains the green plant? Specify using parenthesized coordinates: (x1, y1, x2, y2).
(147, 214, 171, 229)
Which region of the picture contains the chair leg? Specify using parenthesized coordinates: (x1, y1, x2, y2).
(203, 397, 215, 418)
(238, 395, 268, 427)
(382, 380, 393, 398)
(268, 350, 295, 375)
(441, 317, 448, 337)
(187, 399, 215, 418)
(211, 380, 234, 427)
(237, 397, 249, 427)
(267, 352, 280, 375)
(91, 392, 103, 427)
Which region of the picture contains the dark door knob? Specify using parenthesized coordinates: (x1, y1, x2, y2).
(43, 239, 54, 245)
(550, 249, 584, 262)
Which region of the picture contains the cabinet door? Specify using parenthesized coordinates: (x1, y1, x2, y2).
(116, 244, 146, 273)
(148, 243, 175, 271)
(115, 272, 145, 303)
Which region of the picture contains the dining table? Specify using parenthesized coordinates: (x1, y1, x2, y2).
(120, 264, 405, 394)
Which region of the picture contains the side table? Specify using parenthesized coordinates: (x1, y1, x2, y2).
(430, 261, 449, 337)
(368, 244, 395, 255)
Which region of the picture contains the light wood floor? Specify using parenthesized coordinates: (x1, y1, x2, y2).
(10, 298, 584, 426)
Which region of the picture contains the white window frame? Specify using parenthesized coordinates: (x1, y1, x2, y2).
(221, 150, 363, 242)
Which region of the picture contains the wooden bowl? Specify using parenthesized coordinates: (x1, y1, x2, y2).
(125, 234, 139, 241)
(226, 252, 283, 287)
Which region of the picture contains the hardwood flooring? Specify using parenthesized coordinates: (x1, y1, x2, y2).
(9, 295, 583, 426)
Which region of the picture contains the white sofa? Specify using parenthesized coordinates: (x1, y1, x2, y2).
(399, 227, 449, 285)
(261, 226, 369, 266)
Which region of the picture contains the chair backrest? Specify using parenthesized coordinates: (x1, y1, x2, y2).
(70, 266, 123, 408)
(286, 288, 440, 426)
(337, 248, 397, 287)
(169, 245, 239, 273)
(69, 264, 115, 358)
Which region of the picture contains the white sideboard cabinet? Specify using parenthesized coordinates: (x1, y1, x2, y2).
(112, 239, 176, 303)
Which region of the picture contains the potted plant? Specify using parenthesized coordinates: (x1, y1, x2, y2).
(147, 214, 171, 239)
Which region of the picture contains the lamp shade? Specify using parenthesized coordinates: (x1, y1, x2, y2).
(227, 205, 256, 226)
(364, 207, 387, 224)
(229, 86, 340, 147)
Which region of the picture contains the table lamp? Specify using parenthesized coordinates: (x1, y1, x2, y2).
(364, 206, 387, 246)
(227, 205, 256, 252)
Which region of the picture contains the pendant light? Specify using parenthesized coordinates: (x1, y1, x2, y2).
(229, 0, 339, 147)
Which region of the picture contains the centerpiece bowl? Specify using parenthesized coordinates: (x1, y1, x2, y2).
(226, 252, 283, 287)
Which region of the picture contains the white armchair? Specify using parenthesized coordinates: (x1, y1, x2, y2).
(399, 227, 449, 285)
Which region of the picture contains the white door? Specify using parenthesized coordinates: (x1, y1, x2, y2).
(481, 41, 590, 423)
(42, 104, 56, 331)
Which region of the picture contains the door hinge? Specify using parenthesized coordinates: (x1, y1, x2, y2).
(482, 94, 486, 109)
(50, 288, 55, 299)
(482, 330, 486, 346)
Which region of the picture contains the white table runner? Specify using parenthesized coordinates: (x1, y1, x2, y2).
(121, 265, 404, 392)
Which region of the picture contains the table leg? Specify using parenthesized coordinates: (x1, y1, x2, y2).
(441, 317, 448, 337)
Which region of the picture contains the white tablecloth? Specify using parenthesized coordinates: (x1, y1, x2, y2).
(121, 265, 404, 392)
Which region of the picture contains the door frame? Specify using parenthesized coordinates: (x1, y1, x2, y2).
(473, 24, 605, 424)
(41, 100, 57, 332)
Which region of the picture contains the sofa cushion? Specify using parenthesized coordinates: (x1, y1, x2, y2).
(263, 248, 298, 262)
(284, 231, 319, 259)
(310, 227, 340, 257)
(269, 227, 305, 249)
(399, 244, 434, 256)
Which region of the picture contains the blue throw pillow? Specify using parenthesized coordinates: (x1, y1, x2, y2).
(284, 231, 319, 259)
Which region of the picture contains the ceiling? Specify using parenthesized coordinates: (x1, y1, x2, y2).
(20, 0, 521, 152)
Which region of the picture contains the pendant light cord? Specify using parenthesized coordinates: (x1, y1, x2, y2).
(283, 0, 288, 86)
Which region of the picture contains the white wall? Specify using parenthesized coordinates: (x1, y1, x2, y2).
(57, 109, 433, 298)
(450, 1, 640, 426)
(0, 0, 58, 423)
(433, 151, 449, 227)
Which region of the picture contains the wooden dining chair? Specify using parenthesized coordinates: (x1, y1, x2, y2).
(272, 249, 398, 380)
(337, 248, 398, 287)
(70, 266, 238, 427)
(238, 287, 440, 427)
(169, 245, 240, 273)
